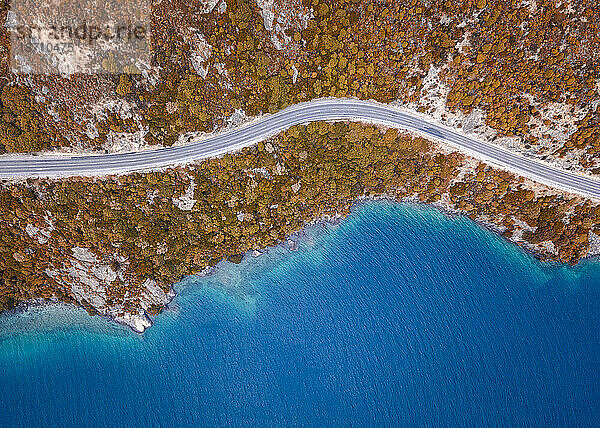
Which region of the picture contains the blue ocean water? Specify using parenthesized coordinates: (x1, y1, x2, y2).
(1, 201, 600, 427)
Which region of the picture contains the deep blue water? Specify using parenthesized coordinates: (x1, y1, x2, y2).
(1, 201, 600, 427)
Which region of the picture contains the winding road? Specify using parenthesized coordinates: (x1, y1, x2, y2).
(1, 98, 599, 199)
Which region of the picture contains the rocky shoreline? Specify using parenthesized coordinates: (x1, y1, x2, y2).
(1, 191, 598, 334)
(36, 200, 600, 332)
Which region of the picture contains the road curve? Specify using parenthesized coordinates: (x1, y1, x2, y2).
(1, 98, 599, 199)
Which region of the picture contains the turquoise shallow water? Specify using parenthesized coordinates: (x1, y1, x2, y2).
(1, 201, 600, 426)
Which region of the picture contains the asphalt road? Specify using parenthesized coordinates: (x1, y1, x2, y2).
(1, 98, 599, 199)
